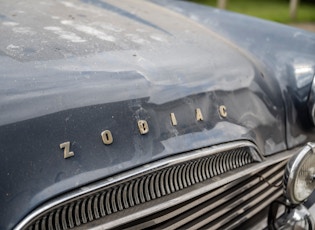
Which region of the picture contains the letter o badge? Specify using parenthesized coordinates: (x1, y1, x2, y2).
(101, 130, 113, 145)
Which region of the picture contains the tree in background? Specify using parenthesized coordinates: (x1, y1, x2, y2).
(290, 0, 299, 20)
(218, 0, 228, 9)
(217, 0, 301, 21)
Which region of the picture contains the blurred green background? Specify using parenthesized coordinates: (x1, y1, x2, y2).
(188, 0, 315, 23)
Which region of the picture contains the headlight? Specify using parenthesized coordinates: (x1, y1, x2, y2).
(284, 142, 315, 205)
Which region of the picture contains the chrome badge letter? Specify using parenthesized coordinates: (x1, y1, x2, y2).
(60, 141, 74, 159)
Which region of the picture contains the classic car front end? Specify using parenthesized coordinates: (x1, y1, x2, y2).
(1, 0, 315, 229)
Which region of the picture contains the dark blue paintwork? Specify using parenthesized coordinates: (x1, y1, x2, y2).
(0, 0, 314, 229)
(153, 0, 315, 147)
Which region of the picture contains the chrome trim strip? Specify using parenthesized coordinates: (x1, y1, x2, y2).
(14, 141, 277, 229)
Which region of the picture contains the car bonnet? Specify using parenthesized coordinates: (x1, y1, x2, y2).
(0, 0, 286, 228)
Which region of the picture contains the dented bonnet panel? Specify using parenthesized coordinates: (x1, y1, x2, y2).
(0, 0, 307, 229)
(153, 0, 315, 149)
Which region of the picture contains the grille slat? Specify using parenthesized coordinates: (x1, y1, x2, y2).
(218, 153, 225, 173)
(128, 181, 135, 207)
(139, 177, 146, 203)
(173, 166, 180, 191)
(67, 204, 74, 228)
(88, 197, 95, 221)
(41, 217, 46, 230)
(74, 201, 81, 226)
(169, 166, 176, 193)
(116, 186, 124, 211)
(24, 145, 266, 230)
(110, 188, 118, 213)
(133, 179, 141, 205)
(93, 194, 100, 219)
(182, 163, 189, 188)
(224, 190, 282, 230)
(61, 206, 67, 229)
(160, 169, 167, 196)
(80, 199, 87, 224)
(209, 156, 216, 177)
(48, 212, 54, 230)
(149, 173, 157, 200)
(122, 183, 130, 209)
(200, 158, 207, 180)
(164, 168, 172, 194)
(212, 155, 219, 176)
(154, 172, 162, 198)
(54, 209, 61, 230)
(34, 221, 39, 230)
(144, 175, 151, 201)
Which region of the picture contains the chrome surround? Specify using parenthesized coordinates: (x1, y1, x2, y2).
(283, 142, 315, 205)
(15, 141, 297, 230)
(308, 75, 315, 125)
(270, 204, 315, 230)
(281, 205, 315, 229)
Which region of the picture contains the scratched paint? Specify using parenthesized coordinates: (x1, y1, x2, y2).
(61, 20, 116, 42)
(44, 26, 86, 43)
(2, 21, 19, 26)
(12, 27, 36, 35)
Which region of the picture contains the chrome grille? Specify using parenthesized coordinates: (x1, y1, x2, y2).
(112, 160, 286, 230)
(23, 144, 258, 230)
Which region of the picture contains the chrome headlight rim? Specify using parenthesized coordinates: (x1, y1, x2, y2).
(284, 142, 315, 205)
(308, 75, 315, 126)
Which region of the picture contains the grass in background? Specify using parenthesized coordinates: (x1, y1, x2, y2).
(189, 0, 315, 23)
